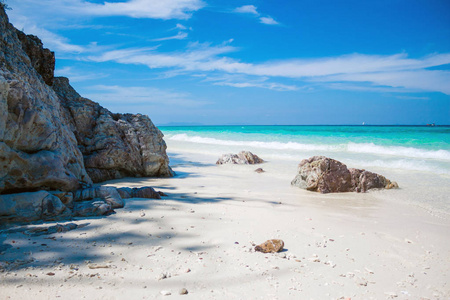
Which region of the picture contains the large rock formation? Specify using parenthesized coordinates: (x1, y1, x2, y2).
(0, 7, 90, 194)
(291, 156, 398, 193)
(53, 77, 174, 182)
(0, 6, 173, 225)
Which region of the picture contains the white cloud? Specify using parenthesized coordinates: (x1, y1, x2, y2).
(55, 67, 109, 82)
(396, 95, 430, 100)
(233, 4, 279, 26)
(87, 44, 450, 94)
(84, 85, 209, 107)
(204, 74, 298, 91)
(259, 16, 279, 25)
(9, 0, 205, 20)
(234, 5, 259, 15)
(151, 32, 188, 42)
(175, 23, 187, 30)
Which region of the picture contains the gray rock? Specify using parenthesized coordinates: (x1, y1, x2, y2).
(0, 191, 69, 225)
(291, 156, 398, 193)
(53, 77, 174, 183)
(117, 187, 161, 199)
(74, 186, 124, 209)
(0, 6, 173, 224)
(14, 29, 55, 86)
(0, 7, 91, 194)
(73, 200, 112, 217)
(216, 151, 264, 165)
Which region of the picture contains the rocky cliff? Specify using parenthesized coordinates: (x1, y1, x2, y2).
(0, 7, 90, 194)
(0, 6, 172, 225)
(53, 77, 173, 182)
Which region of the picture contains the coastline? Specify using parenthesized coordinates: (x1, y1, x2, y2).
(1, 143, 449, 299)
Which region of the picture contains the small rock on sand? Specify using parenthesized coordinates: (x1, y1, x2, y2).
(254, 239, 284, 253)
(160, 290, 171, 296)
(179, 288, 188, 295)
(255, 168, 265, 173)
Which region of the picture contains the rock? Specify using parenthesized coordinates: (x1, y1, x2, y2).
(53, 77, 174, 183)
(14, 30, 55, 86)
(0, 191, 69, 225)
(216, 151, 264, 165)
(160, 290, 171, 296)
(48, 191, 74, 209)
(74, 186, 124, 209)
(73, 200, 112, 217)
(117, 187, 161, 199)
(255, 168, 265, 173)
(254, 239, 284, 253)
(179, 288, 188, 295)
(0, 6, 173, 224)
(291, 156, 398, 193)
(0, 7, 91, 194)
(24, 223, 80, 236)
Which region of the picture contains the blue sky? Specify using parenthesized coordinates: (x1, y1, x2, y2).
(6, 0, 450, 125)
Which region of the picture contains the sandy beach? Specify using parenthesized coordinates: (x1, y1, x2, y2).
(1, 142, 449, 300)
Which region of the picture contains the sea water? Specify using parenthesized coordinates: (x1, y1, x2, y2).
(160, 125, 450, 216)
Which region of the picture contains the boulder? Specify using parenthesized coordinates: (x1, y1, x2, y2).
(0, 191, 69, 225)
(254, 239, 285, 253)
(53, 77, 174, 183)
(73, 186, 124, 209)
(73, 200, 112, 217)
(291, 156, 398, 193)
(117, 187, 161, 199)
(216, 151, 264, 165)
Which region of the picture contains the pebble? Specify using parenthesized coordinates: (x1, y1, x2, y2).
(46, 272, 55, 276)
(179, 288, 188, 295)
(160, 290, 171, 296)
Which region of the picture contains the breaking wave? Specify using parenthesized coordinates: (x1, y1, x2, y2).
(168, 133, 450, 161)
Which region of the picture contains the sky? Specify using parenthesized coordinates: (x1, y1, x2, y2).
(5, 0, 450, 125)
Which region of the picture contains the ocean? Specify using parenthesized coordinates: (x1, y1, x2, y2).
(160, 125, 450, 216)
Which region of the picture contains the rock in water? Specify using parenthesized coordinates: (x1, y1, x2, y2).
(291, 156, 398, 193)
(254, 239, 285, 253)
(216, 151, 264, 165)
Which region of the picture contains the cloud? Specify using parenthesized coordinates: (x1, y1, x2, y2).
(233, 4, 279, 25)
(83, 85, 210, 107)
(55, 67, 109, 82)
(204, 74, 298, 91)
(87, 44, 450, 94)
(151, 32, 188, 42)
(234, 5, 259, 15)
(396, 95, 430, 100)
(259, 16, 279, 25)
(9, 0, 205, 20)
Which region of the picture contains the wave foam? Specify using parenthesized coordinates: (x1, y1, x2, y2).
(168, 134, 450, 161)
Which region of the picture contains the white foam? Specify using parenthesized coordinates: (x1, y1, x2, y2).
(169, 134, 450, 161)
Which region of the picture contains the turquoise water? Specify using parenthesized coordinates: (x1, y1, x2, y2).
(160, 125, 450, 174)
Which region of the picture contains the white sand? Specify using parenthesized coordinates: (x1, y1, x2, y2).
(1, 146, 449, 299)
